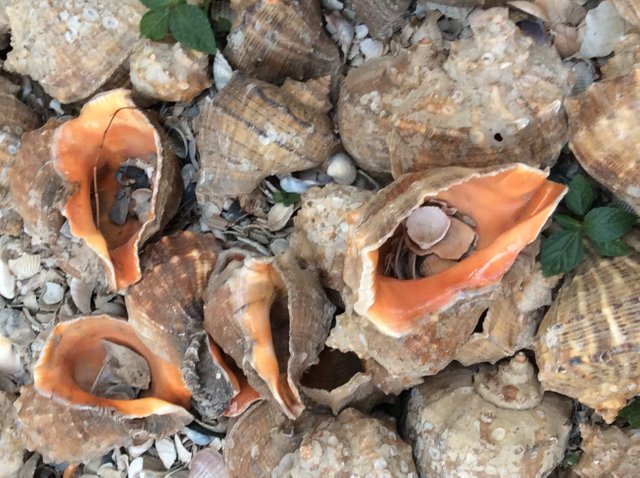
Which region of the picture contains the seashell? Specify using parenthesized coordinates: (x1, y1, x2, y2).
(40, 281, 64, 305)
(155, 438, 177, 470)
(613, 0, 640, 27)
(579, 0, 629, 59)
(338, 8, 572, 174)
(7, 254, 40, 281)
(4, 0, 145, 103)
(533, 251, 640, 423)
(213, 51, 233, 91)
(349, 0, 411, 39)
(224, 0, 340, 84)
(566, 67, 640, 214)
(403, 355, 572, 477)
(0, 335, 20, 375)
(14, 315, 193, 463)
(189, 448, 226, 478)
(601, 33, 640, 79)
(129, 40, 212, 103)
(326, 152, 357, 185)
(175, 435, 191, 464)
(572, 424, 640, 477)
(9, 89, 182, 290)
(0, 392, 24, 477)
(204, 252, 336, 419)
(196, 73, 337, 199)
(0, 258, 15, 299)
(267, 202, 295, 232)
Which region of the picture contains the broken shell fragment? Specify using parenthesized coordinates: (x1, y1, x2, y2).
(573, 424, 640, 477)
(0, 392, 23, 477)
(14, 315, 193, 464)
(350, 0, 411, 39)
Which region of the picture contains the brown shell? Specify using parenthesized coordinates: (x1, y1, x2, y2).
(573, 424, 640, 477)
(601, 33, 640, 80)
(14, 315, 193, 464)
(567, 66, 640, 214)
(4, 1, 145, 103)
(196, 73, 337, 200)
(224, 0, 340, 84)
(533, 251, 640, 423)
(9, 89, 182, 290)
(204, 252, 336, 419)
(338, 8, 572, 174)
(349, 0, 411, 39)
(612, 0, 640, 27)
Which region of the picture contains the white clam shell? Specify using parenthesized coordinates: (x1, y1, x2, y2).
(155, 437, 177, 470)
(0, 260, 15, 299)
(327, 152, 357, 185)
(406, 206, 451, 250)
(41, 282, 64, 305)
(268, 203, 295, 232)
(8, 254, 40, 280)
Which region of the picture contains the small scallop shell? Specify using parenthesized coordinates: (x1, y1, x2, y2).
(7, 254, 40, 281)
(349, 0, 411, 39)
(189, 448, 227, 478)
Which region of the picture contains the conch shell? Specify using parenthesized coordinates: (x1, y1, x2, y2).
(573, 424, 640, 477)
(14, 315, 193, 463)
(9, 89, 182, 290)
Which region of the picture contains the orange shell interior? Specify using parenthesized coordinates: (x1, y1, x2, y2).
(368, 166, 566, 336)
(33, 316, 191, 417)
(53, 90, 158, 290)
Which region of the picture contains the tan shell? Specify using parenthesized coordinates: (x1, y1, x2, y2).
(4, 0, 145, 103)
(14, 315, 193, 464)
(567, 66, 640, 214)
(612, 0, 640, 27)
(196, 73, 337, 200)
(204, 252, 336, 419)
(0, 392, 23, 477)
(350, 0, 411, 39)
(601, 33, 640, 79)
(338, 8, 572, 174)
(533, 251, 640, 423)
(573, 424, 640, 477)
(403, 356, 572, 478)
(224, 0, 340, 84)
(9, 89, 182, 290)
(129, 40, 211, 103)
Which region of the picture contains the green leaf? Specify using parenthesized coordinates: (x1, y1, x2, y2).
(272, 191, 300, 206)
(169, 4, 217, 54)
(619, 398, 640, 428)
(583, 207, 637, 242)
(565, 452, 580, 467)
(591, 238, 631, 257)
(215, 17, 232, 33)
(540, 230, 584, 276)
(564, 174, 594, 216)
(140, 0, 179, 9)
(202, 0, 213, 13)
(554, 213, 582, 231)
(140, 9, 170, 40)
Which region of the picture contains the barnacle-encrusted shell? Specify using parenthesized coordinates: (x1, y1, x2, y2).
(338, 8, 572, 174)
(14, 315, 192, 464)
(196, 73, 337, 200)
(9, 89, 182, 290)
(533, 251, 640, 423)
(567, 66, 640, 214)
(224, 0, 340, 84)
(0, 392, 23, 476)
(129, 40, 211, 103)
(573, 424, 640, 477)
(204, 252, 336, 419)
(404, 356, 572, 477)
(4, 0, 145, 103)
(349, 0, 411, 39)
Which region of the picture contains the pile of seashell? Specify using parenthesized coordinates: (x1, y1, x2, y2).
(0, 0, 639, 477)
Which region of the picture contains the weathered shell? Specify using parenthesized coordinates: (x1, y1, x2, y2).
(613, 0, 640, 27)
(204, 252, 336, 419)
(189, 448, 227, 478)
(196, 73, 337, 200)
(224, 0, 340, 84)
(14, 315, 193, 464)
(4, 0, 145, 103)
(601, 33, 640, 79)
(404, 356, 572, 477)
(350, 0, 411, 39)
(573, 424, 640, 477)
(129, 40, 212, 103)
(567, 66, 640, 214)
(0, 392, 23, 477)
(338, 8, 572, 174)
(9, 89, 182, 290)
(533, 251, 640, 423)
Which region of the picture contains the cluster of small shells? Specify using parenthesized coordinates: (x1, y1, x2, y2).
(0, 0, 639, 477)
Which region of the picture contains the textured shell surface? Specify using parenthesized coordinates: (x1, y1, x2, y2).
(4, 0, 145, 103)
(350, 0, 411, 39)
(573, 424, 640, 477)
(0, 392, 23, 477)
(613, 0, 640, 26)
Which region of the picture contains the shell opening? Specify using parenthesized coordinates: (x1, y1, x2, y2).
(300, 348, 364, 392)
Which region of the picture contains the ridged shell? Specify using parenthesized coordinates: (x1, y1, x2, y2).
(14, 315, 192, 464)
(601, 33, 640, 80)
(224, 0, 340, 84)
(567, 66, 640, 214)
(349, 0, 411, 39)
(188, 448, 227, 478)
(612, 0, 640, 27)
(573, 424, 640, 477)
(196, 73, 337, 200)
(4, 0, 145, 103)
(7, 254, 41, 281)
(338, 8, 572, 174)
(533, 252, 640, 423)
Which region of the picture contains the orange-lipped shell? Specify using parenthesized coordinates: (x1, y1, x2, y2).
(15, 315, 192, 463)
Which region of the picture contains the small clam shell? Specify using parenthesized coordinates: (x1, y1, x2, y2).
(350, 0, 410, 39)
(8, 254, 40, 281)
(40, 282, 64, 305)
(326, 152, 357, 185)
(267, 202, 295, 232)
(189, 448, 226, 478)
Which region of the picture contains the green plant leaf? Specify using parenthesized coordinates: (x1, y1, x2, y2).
(541, 230, 584, 276)
(554, 213, 582, 231)
(140, 9, 170, 41)
(141, 0, 179, 9)
(619, 398, 640, 428)
(215, 17, 232, 33)
(583, 207, 637, 242)
(169, 4, 217, 54)
(564, 452, 580, 467)
(202, 0, 213, 13)
(591, 238, 631, 257)
(564, 174, 594, 216)
(272, 191, 300, 206)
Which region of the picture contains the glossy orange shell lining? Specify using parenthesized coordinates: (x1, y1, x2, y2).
(33, 315, 191, 417)
(53, 90, 158, 290)
(368, 167, 566, 336)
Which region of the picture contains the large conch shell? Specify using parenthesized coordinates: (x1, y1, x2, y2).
(338, 7, 572, 174)
(4, 0, 145, 103)
(567, 66, 640, 214)
(14, 315, 193, 464)
(533, 250, 640, 423)
(9, 89, 182, 290)
(573, 424, 640, 477)
(349, 0, 411, 39)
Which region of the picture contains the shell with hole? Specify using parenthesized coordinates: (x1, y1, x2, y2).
(204, 252, 336, 419)
(224, 0, 340, 84)
(14, 315, 193, 464)
(8, 89, 182, 291)
(403, 354, 572, 477)
(4, 0, 144, 103)
(337, 7, 572, 174)
(572, 424, 640, 477)
(196, 73, 337, 202)
(533, 250, 640, 423)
